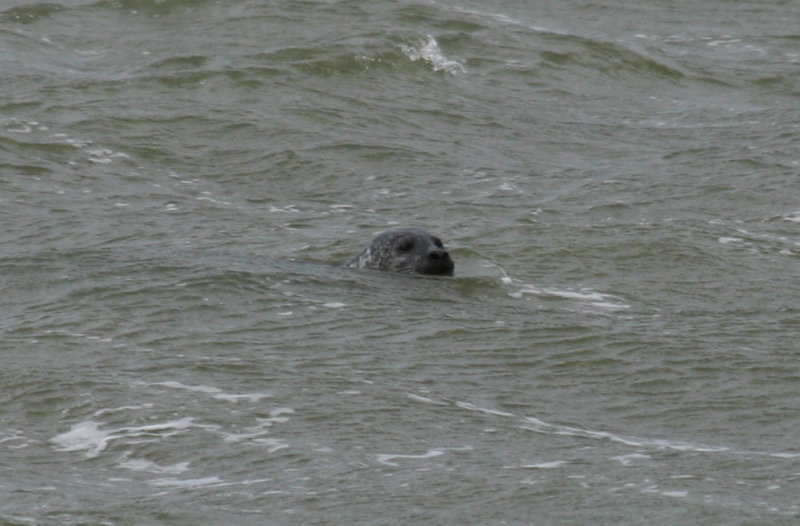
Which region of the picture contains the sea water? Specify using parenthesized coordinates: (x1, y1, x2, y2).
(2, 0, 799, 523)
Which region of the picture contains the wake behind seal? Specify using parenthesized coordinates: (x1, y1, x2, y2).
(344, 227, 454, 276)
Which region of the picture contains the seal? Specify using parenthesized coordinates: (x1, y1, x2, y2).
(344, 227, 454, 276)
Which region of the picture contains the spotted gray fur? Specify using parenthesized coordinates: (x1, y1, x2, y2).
(344, 227, 454, 276)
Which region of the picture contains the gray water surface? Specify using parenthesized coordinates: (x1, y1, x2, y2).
(2, 0, 799, 524)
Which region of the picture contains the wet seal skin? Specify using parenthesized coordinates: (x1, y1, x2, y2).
(344, 227, 454, 276)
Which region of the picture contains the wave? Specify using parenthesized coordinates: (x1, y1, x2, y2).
(408, 392, 800, 460)
(399, 34, 466, 74)
(422, 0, 692, 83)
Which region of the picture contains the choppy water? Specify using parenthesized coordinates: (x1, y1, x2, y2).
(2, 0, 799, 524)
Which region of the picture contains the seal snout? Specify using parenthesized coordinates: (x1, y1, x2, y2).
(428, 248, 449, 261)
(425, 247, 454, 275)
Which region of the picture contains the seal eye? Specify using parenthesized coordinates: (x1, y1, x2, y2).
(431, 237, 444, 248)
(396, 240, 414, 252)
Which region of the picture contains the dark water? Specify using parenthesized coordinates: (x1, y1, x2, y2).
(2, 0, 799, 523)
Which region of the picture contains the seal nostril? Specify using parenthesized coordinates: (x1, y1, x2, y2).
(429, 249, 448, 261)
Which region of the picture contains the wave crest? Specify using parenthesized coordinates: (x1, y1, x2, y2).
(399, 34, 466, 75)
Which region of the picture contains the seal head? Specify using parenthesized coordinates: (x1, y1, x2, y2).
(345, 227, 454, 276)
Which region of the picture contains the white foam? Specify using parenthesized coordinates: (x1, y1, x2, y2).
(93, 404, 152, 417)
(661, 490, 689, 498)
(430, 1, 560, 35)
(507, 280, 630, 311)
(765, 451, 800, 459)
(519, 460, 567, 469)
(196, 195, 232, 206)
(405, 392, 445, 405)
(221, 407, 293, 450)
(783, 211, 800, 223)
(151, 381, 270, 403)
(213, 393, 272, 403)
(150, 476, 223, 488)
(87, 148, 131, 164)
(268, 205, 299, 213)
(553, 426, 647, 447)
(126, 418, 198, 434)
(549, 424, 728, 453)
(155, 381, 223, 394)
(6, 122, 32, 134)
(221, 431, 288, 452)
(612, 453, 651, 466)
(51, 421, 120, 458)
(119, 458, 191, 474)
(419, 395, 735, 458)
(455, 401, 515, 418)
(51, 417, 209, 458)
(0, 430, 32, 449)
(376, 449, 445, 466)
(250, 438, 289, 453)
(399, 35, 466, 74)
